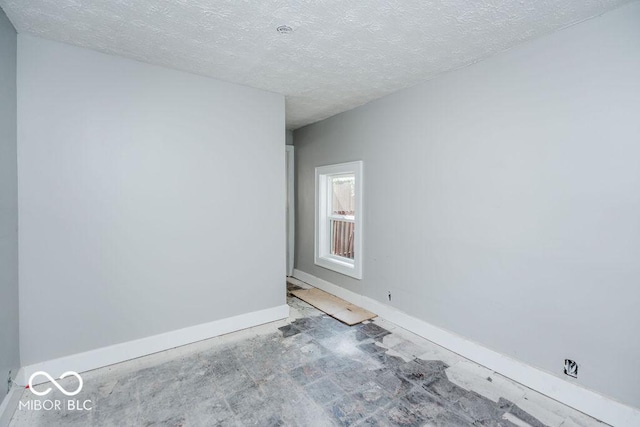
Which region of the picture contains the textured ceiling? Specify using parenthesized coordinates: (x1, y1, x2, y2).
(0, 0, 633, 129)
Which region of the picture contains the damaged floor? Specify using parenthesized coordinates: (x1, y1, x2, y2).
(10, 285, 606, 426)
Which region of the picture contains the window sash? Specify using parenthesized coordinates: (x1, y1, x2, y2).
(328, 214, 354, 222)
(327, 173, 355, 218)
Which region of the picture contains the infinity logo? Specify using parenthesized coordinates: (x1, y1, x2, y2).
(28, 371, 83, 397)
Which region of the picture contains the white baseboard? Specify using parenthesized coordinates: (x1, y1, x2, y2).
(0, 383, 23, 427)
(16, 304, 290, 387)
(293, 269, 640, 427)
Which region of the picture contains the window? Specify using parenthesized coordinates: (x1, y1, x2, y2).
(315, 161, 363, 279)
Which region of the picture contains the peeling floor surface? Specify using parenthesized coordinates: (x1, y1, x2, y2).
(10, 284, 607, 426)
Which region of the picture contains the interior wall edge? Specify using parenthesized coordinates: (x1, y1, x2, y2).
(0, 3, 20, 410)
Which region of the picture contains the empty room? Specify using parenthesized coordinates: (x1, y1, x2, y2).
(0, 0, 639, 426)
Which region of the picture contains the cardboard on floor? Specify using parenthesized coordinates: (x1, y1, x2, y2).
(290, 287, 376, 325)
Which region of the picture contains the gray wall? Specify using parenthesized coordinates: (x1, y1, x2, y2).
(0, 6, 19, 402)
(294, 2, 640, 408)
(18, 35, 285, 366)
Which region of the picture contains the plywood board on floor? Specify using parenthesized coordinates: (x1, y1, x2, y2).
(290, 287, 376, 325)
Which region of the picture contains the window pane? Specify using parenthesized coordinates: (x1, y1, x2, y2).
(331, 175, 355, 216)
(330, 219, 355, 259)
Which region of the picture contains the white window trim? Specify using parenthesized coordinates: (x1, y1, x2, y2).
(315, 161, 363, 279)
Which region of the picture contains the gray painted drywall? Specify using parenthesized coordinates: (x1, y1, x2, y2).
(17, 35, 285, 366)
(0, 6, 19, 402)
(294, 2, 640, 409)
(286, 130, 294, 146)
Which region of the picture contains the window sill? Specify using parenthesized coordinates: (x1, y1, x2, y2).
(315, 255, 361, 279)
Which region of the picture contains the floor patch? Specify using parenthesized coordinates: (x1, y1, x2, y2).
(9, 295, 604, 426)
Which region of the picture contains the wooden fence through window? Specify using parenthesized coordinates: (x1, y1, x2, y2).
(331, 220, 355, 259)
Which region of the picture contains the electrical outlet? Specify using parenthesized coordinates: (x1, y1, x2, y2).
(387, 291, 392, 301)
(564, 359, 578, 378)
